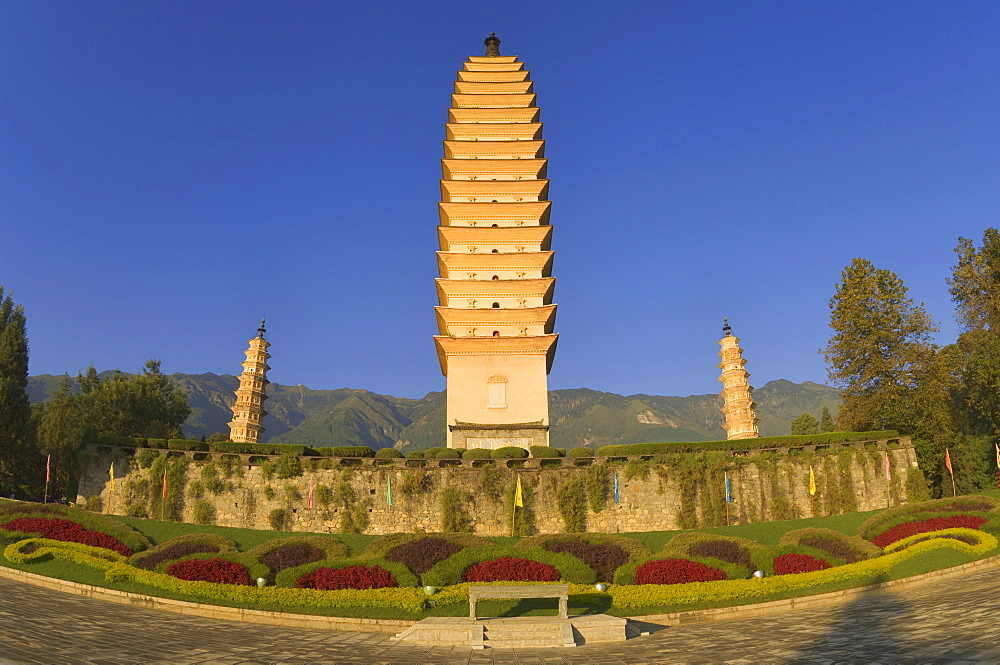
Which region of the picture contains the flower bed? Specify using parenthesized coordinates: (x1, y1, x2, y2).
(297, 565, 396, 590)
(883, 527, 993, 554)
(780, 528, 880, 564)
(421, 546, 596, 587)
(0, 503, 149, 553)
(385, 537, 463, 575)
(774, 553, 831, 575)
(0, 518, 133, 556)
(462, 556, 559, 583)
(542, 540, 627, 583)
(635, 558, 726, 585)
(167, 557, 252, 585)
(274, 558, 417, 589)
(856, 496, 999, 543)
(129, 534, 237, 571)
(687, 540, 754, 571)
(610, 532, 999, 610)
(247, 536, 348, 577)
(872, 515, 987, 548)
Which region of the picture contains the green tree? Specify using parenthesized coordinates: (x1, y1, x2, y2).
(948, 230, 1000, 437)
(0, 286, 38, 494)
(823, 258, 939, 433)
(35, 375, 85, 499)
(790, 412, 819, 435)
(78, 360, 190, 439)
(819, 405, 836, 433)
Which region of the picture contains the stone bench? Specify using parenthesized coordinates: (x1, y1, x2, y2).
(468, 584, 569, 619)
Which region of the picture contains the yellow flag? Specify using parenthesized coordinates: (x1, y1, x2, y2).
(109, 463, 115, 493)
(808, 465, 816, 496)
(995, 442, 999, 470)
(514, 475, 523, 508)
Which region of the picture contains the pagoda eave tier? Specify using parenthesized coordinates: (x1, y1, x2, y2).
(448, 108, 539, 124)
(438, 201, 551, 226)
(454, 81, 534, 95)
(443, 140, 544, 160)
(442, 159, 547, 180)
(457, 70, 530, 83)
(437, 251, 553, 275)
(445, 123, 543, 141)
(452, 94, 536, 109)
(434, 333, 559, 375)
(464, 61, 523, 72)
(435, 304, 556, 331)
(438, 225, 552, 251)
(435, 277, 555, 301)
(441, 179, 548, 202)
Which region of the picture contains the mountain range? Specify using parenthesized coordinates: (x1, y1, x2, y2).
(27, 374, 840, 452)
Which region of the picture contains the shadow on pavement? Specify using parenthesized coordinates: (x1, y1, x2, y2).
(784, 576, 983, 664)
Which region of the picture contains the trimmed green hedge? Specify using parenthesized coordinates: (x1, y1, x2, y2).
(568, 447, 595, 458)
(596, 431, 900, 457)
(167, 439, 208, 452)
(529, 446, 565, 458)
(461, 448, 493, 460)
(208, 442, 316, 456)
(374, 448, 404, 459)
(314, 446, 375, 458)
(421, 545, 597, 587)
(491, 447, 529, 459)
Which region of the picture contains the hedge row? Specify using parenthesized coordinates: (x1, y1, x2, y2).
(596, 431, 900, 457)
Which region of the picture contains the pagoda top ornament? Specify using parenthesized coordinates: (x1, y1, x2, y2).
(484, 32, 501, 57)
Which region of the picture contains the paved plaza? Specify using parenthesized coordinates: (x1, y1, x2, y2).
(0, 566, 998, 664)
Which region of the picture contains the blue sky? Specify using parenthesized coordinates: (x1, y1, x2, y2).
(2, 1, 998, 399)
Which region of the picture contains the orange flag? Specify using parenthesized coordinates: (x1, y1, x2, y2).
(162, 470, 169, 499)
(945, 448, 954, 476)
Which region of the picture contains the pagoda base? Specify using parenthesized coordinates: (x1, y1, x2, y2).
(449, 421, 548, 449)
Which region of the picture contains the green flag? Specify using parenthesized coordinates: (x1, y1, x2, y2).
(387, 474, 393, 507)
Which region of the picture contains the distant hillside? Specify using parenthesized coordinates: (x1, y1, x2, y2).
(27, 374, 840, 451)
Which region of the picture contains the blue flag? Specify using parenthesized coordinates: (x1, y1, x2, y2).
(614, 472, 620, 504)
(725, 472, 732, 503)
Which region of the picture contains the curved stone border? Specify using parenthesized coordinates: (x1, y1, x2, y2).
(1, 553, 998, 634)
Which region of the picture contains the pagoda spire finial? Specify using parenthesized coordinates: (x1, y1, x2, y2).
(722, 317, 731, 336)
(257, 318, 267, 339)
(484, 32, 501, 57)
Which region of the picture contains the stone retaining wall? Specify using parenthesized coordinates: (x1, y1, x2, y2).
(76, 439, 918, 535)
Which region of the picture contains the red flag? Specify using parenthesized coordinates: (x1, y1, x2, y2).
(45, 455, 51, 484)
(307, 481, 315, 509)
(884, 451, 891, 481)
(945, 448, 954, 476)
(162, 470, 169, 499)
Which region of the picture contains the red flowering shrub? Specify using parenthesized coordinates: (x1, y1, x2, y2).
(386, 538, 463, 575)
(543, 541, 628, 582)
(167, 558, 251, 585)
(687, 540, 754, 571)
(872, 516, 987, 548)
(462, 556, 560, 583)
(0, 518, 132, 556)
(635, 559, 726, 585)
(259, 543, 324, 573)
(296, 565, 396, 590)
(773, 553, 832, 575)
